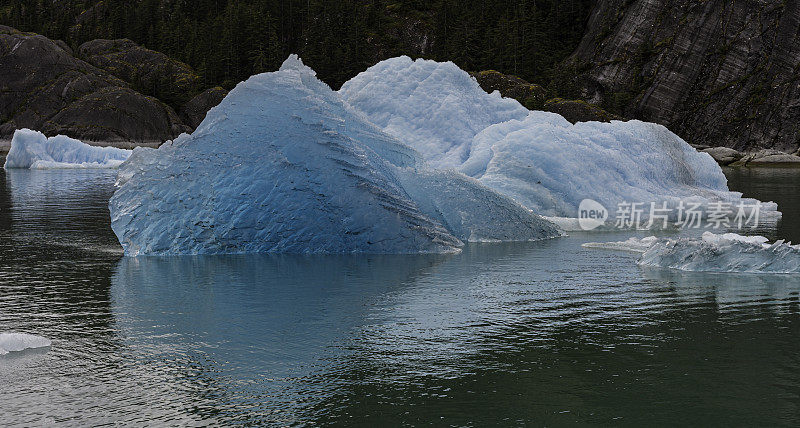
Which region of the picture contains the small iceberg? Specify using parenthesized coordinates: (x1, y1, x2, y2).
(4, 128, 131, 169)
(0, 333, 51, 355)
(109, 55, 560, 256)
(584, 232, 800, 273)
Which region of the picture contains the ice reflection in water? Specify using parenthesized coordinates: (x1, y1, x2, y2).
(1, 162, 799, 426)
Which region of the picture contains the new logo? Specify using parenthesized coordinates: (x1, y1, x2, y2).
(578, 199, 608, 230)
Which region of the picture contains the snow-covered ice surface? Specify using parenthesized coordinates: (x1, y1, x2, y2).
(0, 333, 51, 355)
(109, 55, 559, 256)
(3, 129, 131, 169)
(339, 56, 529, 168)
(584, 232, 800, 273)
(340, 57, 779, 220)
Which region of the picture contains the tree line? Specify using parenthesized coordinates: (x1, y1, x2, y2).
(1, 0, 593, 90)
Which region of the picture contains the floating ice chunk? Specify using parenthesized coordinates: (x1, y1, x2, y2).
(109, 55, 559, 256)
(0, 333, 51, 355)
(582, 236, 660, 253)
(640, 232, 800, 273)
(585, 232, 800, 273)
(341, 58, 779, 221)
(4, 129, 131, 169)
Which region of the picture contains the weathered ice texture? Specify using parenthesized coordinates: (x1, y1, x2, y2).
(569, 0, 800, 152)
(0, 26, 188, 143)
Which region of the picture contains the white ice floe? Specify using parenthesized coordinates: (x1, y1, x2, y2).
(584, 232, 800, 273)
(582, 236, 660, 253)
(340, 57, 779, 221)
(3, 128, 131, 169)
(109, 55, 559, 256)
(0, 333, 51, 355)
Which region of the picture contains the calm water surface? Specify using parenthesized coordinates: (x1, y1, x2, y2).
(1, 160, 799, 426)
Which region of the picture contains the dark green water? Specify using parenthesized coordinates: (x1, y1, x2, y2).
(1, 162, 799, 426)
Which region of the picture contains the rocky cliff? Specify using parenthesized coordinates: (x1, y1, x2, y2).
(0, 26, 230, 145)
(568, 0, 800, 152)
(0, 26, 189, 143)
(471, 70, 619, 123)
(78, 39, 201, 108)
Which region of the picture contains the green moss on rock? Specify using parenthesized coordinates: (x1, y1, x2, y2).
(469, 70, 547, 110)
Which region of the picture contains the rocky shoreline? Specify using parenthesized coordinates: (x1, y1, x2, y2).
(692, 145, 800, 167)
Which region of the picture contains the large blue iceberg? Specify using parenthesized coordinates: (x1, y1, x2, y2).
(109, 56, 560, 256)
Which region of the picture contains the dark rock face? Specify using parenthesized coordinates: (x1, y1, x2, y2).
(180, 87, 228, 129)
(470, 70, 547, 110)
(470, 69, 618, 122)
(78, 39, 201, 107)
(568, 0, 800, 152)
(44, 87, 187, 142)
(543, 98, 619, 123)
(0, 25, 188, 143)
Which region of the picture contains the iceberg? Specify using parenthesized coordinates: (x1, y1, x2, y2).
(109, 55, 559, 256)
(584, 232, 800, 273)
(340, 57, 778, 220)
(4, 128, 131, 169)
(0, 333, 51, 355)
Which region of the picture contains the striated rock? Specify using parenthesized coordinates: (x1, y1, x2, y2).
(180, 86, 228, 129)
(470, 70, 548, 110)
(701, 147, 744, 166)
(0, 25, 188, 143)
(78, 39, 201, 107)
(542, 98, 620, 123)
(569, 0, 800, 153)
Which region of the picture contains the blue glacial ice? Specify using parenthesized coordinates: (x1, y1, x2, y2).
(340, 57, 778, 220)
(4, 128, 131, 169)
(583, 232, 800, 273)
(109, 55, 560, 256)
